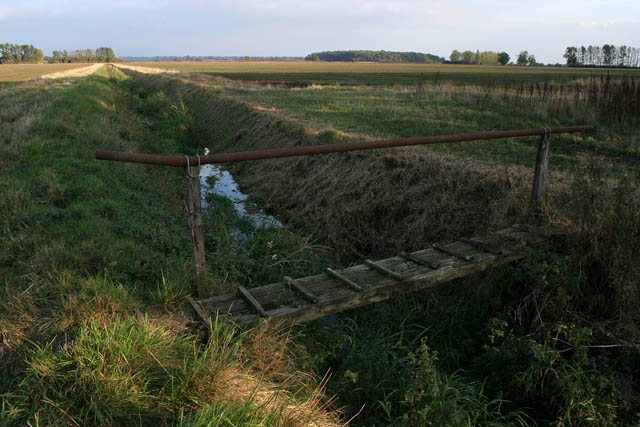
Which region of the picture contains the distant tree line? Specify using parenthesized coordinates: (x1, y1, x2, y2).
(49, 47, 116, 63)
(564, 45, 640, 67)
(449, 49, 540, 66)
(305, 50, 444, 63)
(0, 43, 44, 64)
(516, 51, 537, 66)
(449, 50, 511, 66)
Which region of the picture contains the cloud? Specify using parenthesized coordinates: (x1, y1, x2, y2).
(577, 19, 640, 29)
(0, 7, 14, 18)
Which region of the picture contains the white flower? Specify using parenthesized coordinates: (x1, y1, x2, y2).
(203, 148, 210, 156)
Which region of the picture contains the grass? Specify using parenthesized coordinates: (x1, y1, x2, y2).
(0, 66, 340, 425)
(222, 77, 640, 173)
(0, 63, 95, 82)
(2, 59, 639, 425)
(122, 66, 640, 425)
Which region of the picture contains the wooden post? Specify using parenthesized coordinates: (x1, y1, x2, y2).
(530, 129, 551, 207)
(186, 163, 208, 298)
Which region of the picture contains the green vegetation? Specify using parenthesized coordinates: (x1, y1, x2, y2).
(0, 66, 338, 425)
(50, 46, 116, 63)
(125, 65, 639, 425)
(2, 61, 639, 425)
(0, 43, 44, 64)
(221, 72, 640, 172)
(305, 50, 444, 63)
(449, 50, 510, 66)
(565, 44, 640, 67)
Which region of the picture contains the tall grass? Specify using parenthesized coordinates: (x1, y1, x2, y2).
(0, 67, 341, 425)
(503, 74, 640, 128)
(2, 317, 339, 426)
(98, 66, 640, 424)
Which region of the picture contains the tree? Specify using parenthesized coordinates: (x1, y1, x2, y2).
(95, 47, 115, 62)
(477, 51, 498, 65)
(498, 51, 510, 65)
(564, 46, 578, 67)
(517, 51, 529, 66)
(461, 50, 475, 64)
(449, 50, 461, 63)
(0, 43, 11, 63)
(527, 54, 536, 66)
(618, 45, 628, 67)
(52, 50, 64, 63)
(602, 44, 615, 66)
(84, 49, 95, 62)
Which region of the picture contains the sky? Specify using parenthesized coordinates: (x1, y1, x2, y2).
(1, 0, 639, 64)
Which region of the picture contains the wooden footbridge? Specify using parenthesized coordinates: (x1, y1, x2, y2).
(187, 227, 554, 325)
(96, 126, 592, 326)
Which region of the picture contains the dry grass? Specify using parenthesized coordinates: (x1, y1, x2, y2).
(208, 322, 344, 426)
(40, 63, 104, 79)
(123, 70, 552, 263)
(215, 366, 341, 427)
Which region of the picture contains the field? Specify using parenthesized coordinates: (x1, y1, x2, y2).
(127, 59, 640, 85)
(1, 62, 639, 425)
(0, 63, 98, 82)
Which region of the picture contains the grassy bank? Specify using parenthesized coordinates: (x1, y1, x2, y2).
(0, 66, 339, 425)
(122, 67, 640, 424)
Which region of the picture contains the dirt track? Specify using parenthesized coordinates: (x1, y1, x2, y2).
(113, 63, 178, 74)
(40, 63, 105, 79)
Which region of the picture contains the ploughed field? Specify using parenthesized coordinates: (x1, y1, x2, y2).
(127, 59, 640, 86)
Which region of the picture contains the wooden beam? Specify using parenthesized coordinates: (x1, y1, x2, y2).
(237, 286, 269, 317)
(284, 276, 319, 303)
(530, 130, 551, 207)
(460, 238, 502, 255)
(188, 296, 210, 325)
(186, 165, 208, 298)
(325, 268, 363, 292)
(365, 259, 403, 281)
(432, 243, 474, 261)
(400, 251, 440, 269)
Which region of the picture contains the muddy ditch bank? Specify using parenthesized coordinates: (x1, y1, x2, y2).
(121, 69, 540, 264)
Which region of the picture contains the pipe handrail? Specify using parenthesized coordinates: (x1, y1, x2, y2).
(95, 125, 594, 167)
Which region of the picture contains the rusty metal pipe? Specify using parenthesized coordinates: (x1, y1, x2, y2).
(95, 125, 594, 167)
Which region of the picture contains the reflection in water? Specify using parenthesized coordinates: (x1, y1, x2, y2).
(200, 164, 283, 229)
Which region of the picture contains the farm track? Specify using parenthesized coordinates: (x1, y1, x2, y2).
(115, 63, 179, 74)
(40, 63, 105, 79)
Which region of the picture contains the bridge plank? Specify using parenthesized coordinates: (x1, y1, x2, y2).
(196, 229, 553, 325)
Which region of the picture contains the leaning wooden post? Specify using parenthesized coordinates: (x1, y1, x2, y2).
(185, 155, 208, 298)
(530, 128, 551, 207)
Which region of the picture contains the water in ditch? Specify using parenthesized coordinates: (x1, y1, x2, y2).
(199, 163, 282, 244)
